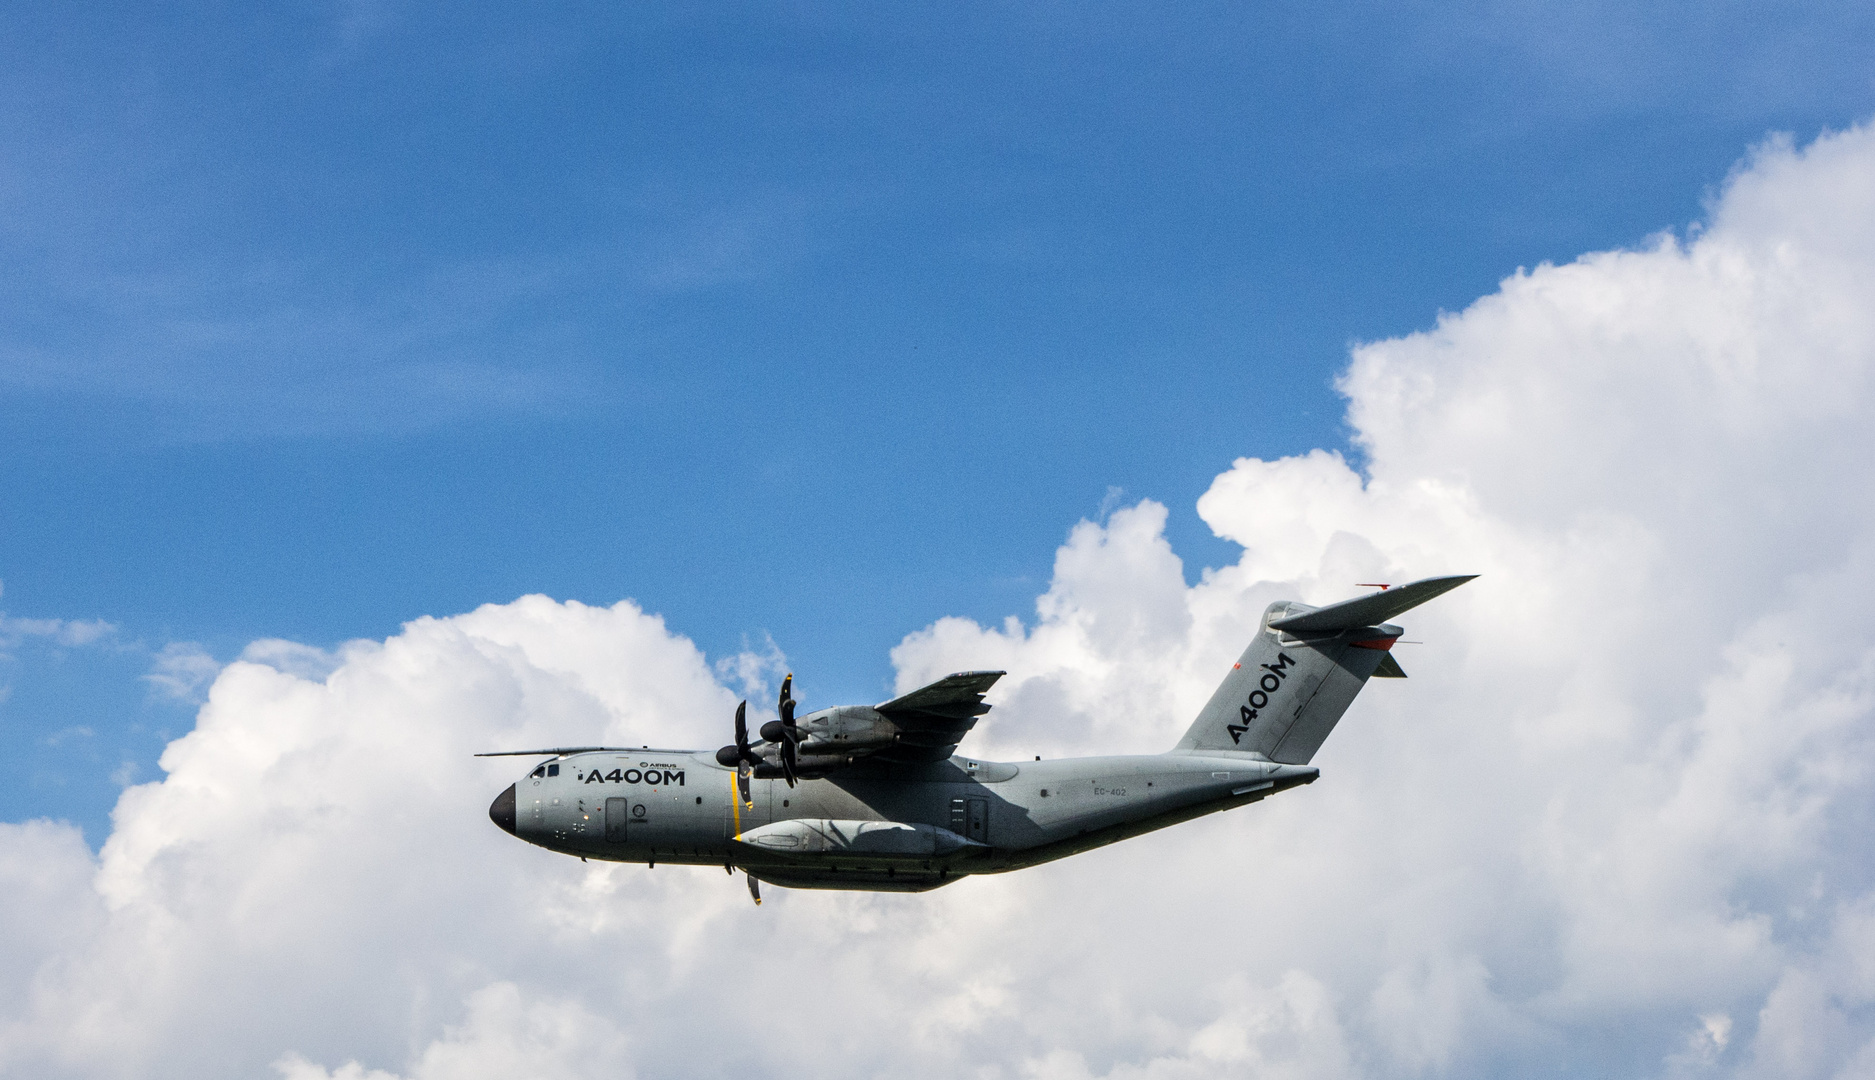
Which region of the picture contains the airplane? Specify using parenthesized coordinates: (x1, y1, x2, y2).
(482, 575, 1473, 902)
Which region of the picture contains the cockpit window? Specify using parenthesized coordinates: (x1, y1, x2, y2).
(547, 763, 560, 777)
(530, 766, 546, 779)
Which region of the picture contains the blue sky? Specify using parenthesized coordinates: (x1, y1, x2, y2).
(4, 0, 1874, 843)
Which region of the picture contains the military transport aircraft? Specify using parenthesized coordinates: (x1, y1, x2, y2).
(482, 575, 1473, 901)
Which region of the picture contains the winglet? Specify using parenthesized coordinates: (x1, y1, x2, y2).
(1267, 575, 1477, 635)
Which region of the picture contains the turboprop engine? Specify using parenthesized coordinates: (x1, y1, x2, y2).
(718, 701, 903, 782)
(717, 678, 915, 787)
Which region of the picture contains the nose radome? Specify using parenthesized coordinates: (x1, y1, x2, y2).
(489, 784, 517, 835)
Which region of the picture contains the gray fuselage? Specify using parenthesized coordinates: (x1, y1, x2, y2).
(491, 749, 1317, 892)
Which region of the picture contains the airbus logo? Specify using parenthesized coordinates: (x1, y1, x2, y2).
(575, 768, 686, 786)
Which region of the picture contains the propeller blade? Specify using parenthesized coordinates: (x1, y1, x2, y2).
(747, 872, 762, 906)
(727, 699, 756, 804)
(777, 674, 799, 787)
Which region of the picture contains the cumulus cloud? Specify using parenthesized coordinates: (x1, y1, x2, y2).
(6, 121, 1875, 1078)
(238, 638, 346, 682)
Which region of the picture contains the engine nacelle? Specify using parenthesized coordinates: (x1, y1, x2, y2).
(796, 706, 900, 753)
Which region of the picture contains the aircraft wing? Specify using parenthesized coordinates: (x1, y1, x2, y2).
(872, 670, 1005, 763)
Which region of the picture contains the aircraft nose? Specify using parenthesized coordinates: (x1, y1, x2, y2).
(489, 784, 517, 835)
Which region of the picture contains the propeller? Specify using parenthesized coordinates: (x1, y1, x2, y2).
(717, 674, 802, 797)
(757, 675, 803, 786)
(775, 673, 799, 787)
(714, 700, 759, 805)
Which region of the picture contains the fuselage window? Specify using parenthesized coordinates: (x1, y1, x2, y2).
(547, 763, 560, 777)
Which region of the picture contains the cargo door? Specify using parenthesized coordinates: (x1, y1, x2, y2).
(604, 797, 628, 842)
(951, 796, 990, 843)
(966, 797, 989, 843)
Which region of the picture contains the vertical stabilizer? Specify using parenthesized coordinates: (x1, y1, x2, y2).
(1174, 576, 1473, 763)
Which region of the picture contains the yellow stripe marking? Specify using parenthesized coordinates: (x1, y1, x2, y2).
(731, 770, 742, 838)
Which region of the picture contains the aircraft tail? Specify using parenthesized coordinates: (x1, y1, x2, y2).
(1174, 576, 1474, 763)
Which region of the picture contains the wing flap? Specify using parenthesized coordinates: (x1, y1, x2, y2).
(877, 670, 1005, 715)
(873, 670, 1005, 763)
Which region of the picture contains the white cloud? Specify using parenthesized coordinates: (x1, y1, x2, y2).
(142, 642, 223, 702)
(712, 632, 790, 704)
(274, 983, 633, 1080)
(6, 121, 1875, 1078)
(239, 638, 345, 682)
(0, 613, 117, 651)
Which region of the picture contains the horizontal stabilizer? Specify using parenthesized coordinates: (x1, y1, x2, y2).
(1268, 575, 1476, 635)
